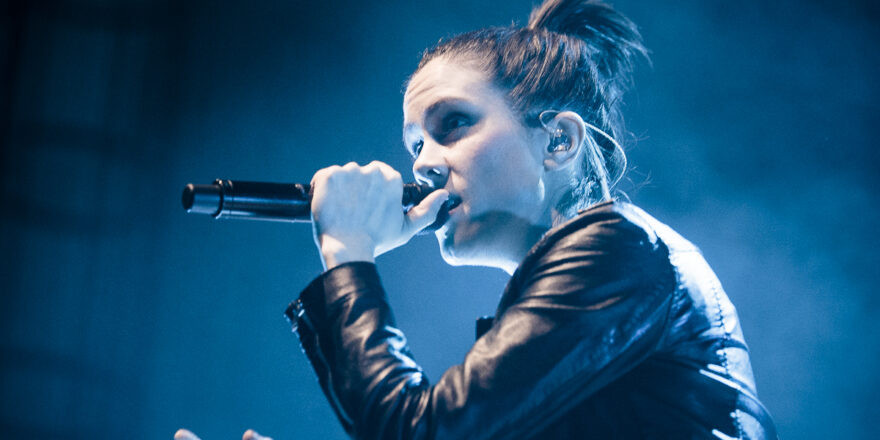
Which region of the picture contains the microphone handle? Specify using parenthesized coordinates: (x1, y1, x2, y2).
(182, 179, 436, 223)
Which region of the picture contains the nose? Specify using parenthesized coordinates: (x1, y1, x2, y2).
(412, 141, 448, 189)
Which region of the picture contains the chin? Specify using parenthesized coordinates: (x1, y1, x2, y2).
(434, 219, 497, 268)
(437, 241, 488, 267)
(435, 226, 464, 266)
(438, 247, 465, 267)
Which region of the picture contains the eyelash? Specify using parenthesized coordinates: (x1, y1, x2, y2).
(411, 140, 424, 158)
(440, 113, 471, 135)
(409, 112, 473, 159)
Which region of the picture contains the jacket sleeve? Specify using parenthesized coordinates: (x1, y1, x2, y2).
(287, 210, 677, 439)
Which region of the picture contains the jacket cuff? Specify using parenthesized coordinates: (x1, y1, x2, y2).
(285, 261, 382, 329)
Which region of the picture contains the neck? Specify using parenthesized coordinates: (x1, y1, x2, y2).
(440, 211, 550, 275)
(497, 222, 549, 274)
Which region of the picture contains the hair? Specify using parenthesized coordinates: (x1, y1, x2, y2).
(413, 0, 648, 216)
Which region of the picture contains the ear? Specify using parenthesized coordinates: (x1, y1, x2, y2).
(541, 111, 587, 171)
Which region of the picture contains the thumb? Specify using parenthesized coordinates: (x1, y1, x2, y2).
(404, 189, 450, 235)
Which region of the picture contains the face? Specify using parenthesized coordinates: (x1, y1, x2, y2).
(403, 57, 551, 271)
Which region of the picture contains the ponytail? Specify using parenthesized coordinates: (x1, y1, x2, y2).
(527, 0, 647, 104)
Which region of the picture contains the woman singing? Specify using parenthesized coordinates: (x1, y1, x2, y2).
(180, 0, 776, 438)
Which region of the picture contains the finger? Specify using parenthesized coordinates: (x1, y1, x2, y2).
(243, 429, 273, 440)
(404, 189, 450, 234)
(174, 429, 201, 440)
(377, 164, 403, 197)
(367, 160, 394, 174)
(367, 161, 401, 189)
(377, 162, 402, 184)
(310, 165, 339, 187)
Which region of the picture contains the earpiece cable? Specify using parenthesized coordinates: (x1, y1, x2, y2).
(539, 110, 627, 201)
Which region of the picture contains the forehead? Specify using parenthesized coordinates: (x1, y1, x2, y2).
(403, 58, 501, 120)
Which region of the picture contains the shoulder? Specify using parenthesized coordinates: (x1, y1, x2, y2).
(501, 201, 677, 310)
(524, 201, 669, 269)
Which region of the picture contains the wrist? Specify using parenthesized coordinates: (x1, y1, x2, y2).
(319, 233, 376, 271)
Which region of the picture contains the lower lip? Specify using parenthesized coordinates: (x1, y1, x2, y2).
(447, 201, 463, 217)
(437, 204, 461, 229)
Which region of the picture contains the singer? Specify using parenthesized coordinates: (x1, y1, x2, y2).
(195, 0, 774, 438)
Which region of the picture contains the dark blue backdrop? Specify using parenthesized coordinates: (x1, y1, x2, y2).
(1, 0, 877, 438)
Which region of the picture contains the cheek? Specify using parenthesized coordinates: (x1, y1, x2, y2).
(463, 130, 542, 207)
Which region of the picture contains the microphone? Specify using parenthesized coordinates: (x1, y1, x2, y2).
(182, 179, 447, 231)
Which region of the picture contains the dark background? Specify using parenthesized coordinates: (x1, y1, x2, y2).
(1, 0, 877, 438)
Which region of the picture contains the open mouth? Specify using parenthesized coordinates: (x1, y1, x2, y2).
(421, 194, 462, 234)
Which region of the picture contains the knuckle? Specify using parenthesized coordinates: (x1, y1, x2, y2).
(386, 169, 402, 183)
(324, 166, 345, 182)
(321, 165, 341, 176)
(366, 163, 384, 177)
(367, 161, 384, 174)
(311, 168, 329, 184)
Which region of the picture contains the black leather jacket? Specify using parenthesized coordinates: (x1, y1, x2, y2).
(286, 201, 777, 439)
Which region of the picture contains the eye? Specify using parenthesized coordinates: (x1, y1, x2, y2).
(440, 112, 471, 135)
(410, 139, 424, 158)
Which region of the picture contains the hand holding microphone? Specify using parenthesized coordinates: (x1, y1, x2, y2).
(182, 161, 455, 268)
(309, 161, 449, 269)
